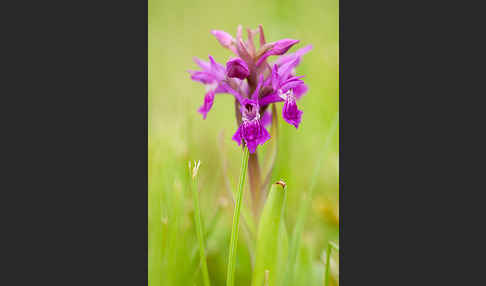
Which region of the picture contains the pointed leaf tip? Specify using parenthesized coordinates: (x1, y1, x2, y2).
(275, 180, 286, 189)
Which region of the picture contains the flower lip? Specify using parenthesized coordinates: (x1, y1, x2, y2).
(281, 90, 303, 128)
(232, 117, 270, 154)
(226, 58, 250, 79)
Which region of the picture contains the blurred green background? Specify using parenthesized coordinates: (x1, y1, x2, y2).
(149, 0, 338, 285)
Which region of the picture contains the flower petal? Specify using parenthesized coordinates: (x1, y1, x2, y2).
(208, 55, 226, 79)
(198, 90, 215, 119)
(259, 92, 283, 106)
(219, 81, 244, 105)
(293, 83, 308, 100)
(273, 45, 313, 68)
(232, 125, 243, 145)
(193, 57, 211, 71)
(188, 70, 216, 84)
(278, 57, 300, 80)
(280, 76, 305, 92)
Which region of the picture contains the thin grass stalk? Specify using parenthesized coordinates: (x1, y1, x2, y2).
(190, 203, 223, 264)
(226, 147, 250, 286)
(189, 161, 211, 286)
(324, 241, 339, 286)
(264, 270, 270, 286)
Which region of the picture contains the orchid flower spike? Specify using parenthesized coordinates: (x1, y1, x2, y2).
(189, 25, 311, 153)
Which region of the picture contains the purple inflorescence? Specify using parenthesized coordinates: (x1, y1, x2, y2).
(188, 25, 312, 153)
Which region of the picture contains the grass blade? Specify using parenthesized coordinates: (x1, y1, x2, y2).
(189, 160, 211, 286)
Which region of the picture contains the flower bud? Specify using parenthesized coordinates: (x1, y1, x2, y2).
(269, 39, 299, 55)
(226, 57, 250, 79)
(211, 30, 234, 49)
(256, 39, 300, 66)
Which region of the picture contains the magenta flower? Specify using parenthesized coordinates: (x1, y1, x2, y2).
(258, 64, 305, 128)
(189, 25, 311, 153)
(281, 91, 303, 128)
(232, 97, 271, 154)
(231, 76, 271, 153)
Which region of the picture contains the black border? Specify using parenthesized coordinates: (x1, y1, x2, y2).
(4, 0, 149, 283)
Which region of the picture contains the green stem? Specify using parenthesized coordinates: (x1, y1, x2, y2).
(226, 147, 250, 286)
(191, 165, 211, 286)
(324, 241, 339, 286)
